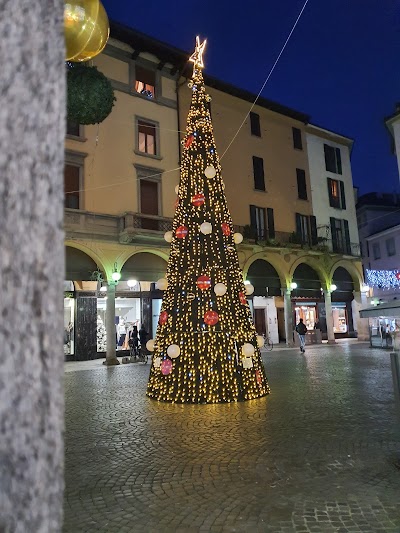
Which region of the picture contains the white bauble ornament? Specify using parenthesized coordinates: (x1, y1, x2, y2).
(175, 185, 179, 195)
(233, 233, 243, 244)
(214, 283, 227, 296)
(164, 231, 173, 243)
(242, 343, 254, 357)
(245, 283, 254, 295)
(256, 336, 264, 348)
(146, 339, 155, 352)
(154, 357, 161, 368)
(200, 222, 212, 235)
(204, 165, 216, 179)
(156, 278, 168, 290)
(167, 344, 180, 358)
(242, 357, 253, 369)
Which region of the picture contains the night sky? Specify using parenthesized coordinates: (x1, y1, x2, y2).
(102, 0, 400, 195)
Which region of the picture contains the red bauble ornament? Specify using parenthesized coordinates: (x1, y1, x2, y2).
(192, 193, 205, 207)
(197, 275, 211, 290)
(255, 369, 262, 384)
(159, 311, 168, 325)
(221, 223, 231, 236)
(176, 225, 188, 239)
(185, 134, 195, 148)
(161, 359, 173, 375)
(239, 291, 247, 305)
(396, 272, 400, 280)
(204, 310, 219, 326)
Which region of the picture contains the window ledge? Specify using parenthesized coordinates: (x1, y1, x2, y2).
(134, 149, 163, 161)
(66, 134, 87, 143)
(253, 188, 267, 193)
(297, 198, 309, 201)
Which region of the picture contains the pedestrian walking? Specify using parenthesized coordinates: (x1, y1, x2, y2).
(295, 318, 307, 353)
(139, 324, 148, 349)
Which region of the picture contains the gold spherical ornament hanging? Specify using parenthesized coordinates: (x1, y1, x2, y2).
(65, 0, 110, 62)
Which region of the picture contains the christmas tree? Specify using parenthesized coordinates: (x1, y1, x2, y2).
(146, 37, 270, 403)
(97, 315, 107, 352)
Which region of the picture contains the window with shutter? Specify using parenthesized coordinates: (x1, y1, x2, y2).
(296, 168, 307, 200)
(324, 144, 342, 174)
(267, 208, 275, 239)
(250, 112, 261, 137)
(250, 205, 266, 240)
(292, 127, 302, 150)
(64, 164, 81, 209)
(135, 65, 156, 98)
(327, 178, 346, 209)
(295, 213, 310, 244)
(252, 156, 265, 191)
(138, 120, 157, 155)
(310, 216, 318, 245)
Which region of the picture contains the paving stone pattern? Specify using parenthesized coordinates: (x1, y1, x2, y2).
(64, 343, 400, 532)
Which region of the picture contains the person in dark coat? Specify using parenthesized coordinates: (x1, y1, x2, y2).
(139, 324, 148, 348)
(295, 318, 307, 353)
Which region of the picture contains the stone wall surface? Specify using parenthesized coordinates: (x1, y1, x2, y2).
(0, 1, 65, 531)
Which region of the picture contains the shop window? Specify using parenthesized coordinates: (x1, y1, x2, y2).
(96, 296, 142, 352)
(134, 65, 156, 98)
(295, 305, 316, 330)
(386, 237, 396, 257)
(332, 305, 347, 333)
(137, 119, 157, 155)
(324, 144, 342, 174)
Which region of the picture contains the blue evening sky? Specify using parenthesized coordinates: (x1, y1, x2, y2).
(102, 0, 400, 195)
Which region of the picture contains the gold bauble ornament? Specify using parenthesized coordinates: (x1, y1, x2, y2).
(65, 0, 109, 62)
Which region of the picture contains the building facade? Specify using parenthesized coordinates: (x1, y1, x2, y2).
(64, 22, 366, 360)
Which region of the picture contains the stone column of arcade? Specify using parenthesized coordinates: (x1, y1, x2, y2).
(324, 288, 337, 344)
(283, 287, 294, 346)
(353, 290, 370, 341)
(104, 281, 120, 365)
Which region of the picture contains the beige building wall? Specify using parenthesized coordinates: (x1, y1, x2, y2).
(178, 82, 312, 233)
(65, 47, 180, 218)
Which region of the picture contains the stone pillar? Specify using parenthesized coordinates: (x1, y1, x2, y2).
(283, 288, 294, 346)
(324, 290, 336, 344)
(0, 1, 65, 530)
(105, 282, 120, 365)
(353, 291, 370, 341)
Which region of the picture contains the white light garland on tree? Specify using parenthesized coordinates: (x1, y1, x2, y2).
(365, 269, 400, 290)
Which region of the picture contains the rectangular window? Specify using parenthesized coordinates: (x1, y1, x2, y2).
(135, 65, 156, 98)
(324, 144, 342, 174)
(292, 127, 302, 150)
(330, 217, 351, 254)
(295, 213, 310, 244)
(64, 164, 81, 209)
(252, 156, 265, 191)
(372, 242, 381, 260)
(66, 119, 81, 137)
(386, 237, 396, 257)
(296, 168, 307, 200)
(250, 205, 266, 240)
(138, 120, 157, 155)
(327, 178, 346, 209)
(139, 178, 159, 231)
(250, 112, 261, 137)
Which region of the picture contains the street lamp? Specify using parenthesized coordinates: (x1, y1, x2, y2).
(290, 282, 297, 289)
(361, 284, 370, 293)
(331, 284, 337, 291)
(127, 279, 137, 288)
(111, 262, 121, 283)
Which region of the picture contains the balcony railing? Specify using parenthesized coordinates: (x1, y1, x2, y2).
(234, 226, 361, 257)
(65, 209, 361, 257)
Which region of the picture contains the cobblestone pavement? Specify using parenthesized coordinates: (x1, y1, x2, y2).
(64, 343, 400, 532)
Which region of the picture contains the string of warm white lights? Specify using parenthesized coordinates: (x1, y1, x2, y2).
(146, 41, 270, 404)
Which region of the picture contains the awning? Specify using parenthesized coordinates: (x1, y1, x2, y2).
(360, 301, 400, 318)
